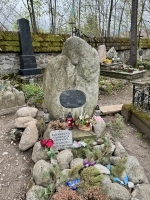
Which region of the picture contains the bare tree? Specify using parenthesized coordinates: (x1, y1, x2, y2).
(129, 0, 138, 67)
(27, 0, 38, 32)
(118, 0, 127, 36)
(107, 0, 114, 36)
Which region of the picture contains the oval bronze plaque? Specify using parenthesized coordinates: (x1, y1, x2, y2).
(60, 89, 86, 108)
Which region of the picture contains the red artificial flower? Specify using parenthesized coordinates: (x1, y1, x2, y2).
(40, 139, 47, 146)
(86, 123, 90, 127)
(45, 139, 54, 148)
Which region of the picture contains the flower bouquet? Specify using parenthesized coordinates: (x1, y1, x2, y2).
(103, 58, 112, 66)
(75, 113, 96, 131)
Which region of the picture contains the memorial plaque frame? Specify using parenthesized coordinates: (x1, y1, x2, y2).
(60, 89, 86, 108)
(50, 130, 73, 150)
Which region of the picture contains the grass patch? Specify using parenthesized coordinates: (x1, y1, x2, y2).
(98, 76, 127, 94)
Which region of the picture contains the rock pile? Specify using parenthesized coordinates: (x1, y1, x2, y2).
(14, 107, 38, 151)
(13, 107, 150, 200)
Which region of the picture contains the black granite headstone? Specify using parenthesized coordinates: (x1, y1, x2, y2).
(17, 18, 41, 76)
(60, 90, 86, 108)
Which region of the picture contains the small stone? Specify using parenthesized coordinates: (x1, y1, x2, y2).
(91, 141, 98, 146)
(128, 181, 134, 189)
(2, 152, 8, 155)
(97, 138, 104, 145)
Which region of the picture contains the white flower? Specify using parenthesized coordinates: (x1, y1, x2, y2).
(79, 115, 83, 120)
(85, 114, 89, 119)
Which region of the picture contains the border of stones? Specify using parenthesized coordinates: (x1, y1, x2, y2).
(100, 70, 146, 80)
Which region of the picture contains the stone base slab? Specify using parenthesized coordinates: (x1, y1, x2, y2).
(19, 68, 41, 76)
(100, 104, 123, 115)
(72, 126, 96, 140)
(101, 70, 146, 80)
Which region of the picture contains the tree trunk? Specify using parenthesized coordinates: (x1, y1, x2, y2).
(129, 0, 138, 67)
(30, 0, 38, 32)
(78, 0, 81, 30)
(107, 0, 113, 37)
(27, 0, 38, 33)
(118, 0, 127, 37)
(138, 0, 146, 29)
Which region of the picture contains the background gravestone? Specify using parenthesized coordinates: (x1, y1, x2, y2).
(43, 36, 100, 120)
(98, 45, 106, 63)
(17, 18, 41, 76)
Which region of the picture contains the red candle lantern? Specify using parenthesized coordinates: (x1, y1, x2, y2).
(66, 112, 74, 130)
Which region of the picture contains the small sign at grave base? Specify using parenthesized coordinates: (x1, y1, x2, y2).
(50, 130, 73, 150)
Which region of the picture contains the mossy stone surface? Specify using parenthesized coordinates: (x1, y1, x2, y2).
(122, 104, 150, 127)
(1, 31, 150, 53)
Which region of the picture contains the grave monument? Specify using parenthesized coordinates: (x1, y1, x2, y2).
(43, 36, 100, 120)
(98, 45, 106, 63)
(17, 18, 41, 76)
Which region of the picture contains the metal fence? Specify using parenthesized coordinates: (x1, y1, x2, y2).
(132, 83, 150, 114)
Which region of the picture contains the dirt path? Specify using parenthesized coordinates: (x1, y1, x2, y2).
(0, 72, 150, 199)
(0, 114, 32, 200)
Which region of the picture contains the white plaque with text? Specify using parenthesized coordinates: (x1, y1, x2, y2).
(50, 130, 73, 150)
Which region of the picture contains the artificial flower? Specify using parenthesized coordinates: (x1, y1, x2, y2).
(84, 160, 95, 167)
(45, 139, 54, 148)
(47, 147, 55, 159)
(40, 139, 47, 146)
(94, 116, 104, 122)
(66, 179, 80, 190)
(72, 141, 86, 148)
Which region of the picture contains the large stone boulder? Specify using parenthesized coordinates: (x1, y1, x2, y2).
(132, 184, 150, 200)
(93, 119, 106, 139)
(102, 182, 131, 200)
(43, 36, 100, 120)
(26, 185, 45, 200)
(16, 107, 38, 118)
(70, 158, 83, 169)
(114, 141, 128, 157)
(32, 160, 52, 187)
(19, 123, 38, 151)
(14, 116, 37, 128)
(57, 149, 73, 170)
(125, 156, 149, 184)
(32, 141, 49, 163)
(94, 164, 110, 175)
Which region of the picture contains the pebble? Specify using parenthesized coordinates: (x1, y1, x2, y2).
(128, 181, 134, 188)
(2, 152, 8, 155)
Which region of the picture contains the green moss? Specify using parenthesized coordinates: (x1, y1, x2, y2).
(1, 46, 20, 52)
(32, 41, 63, 48)
(26, 178, 35, 192)
(69, 164, 84, 179)
(79, 166, 103, 191)
(135, 132, 143, 139)
(0, 41, 19, 46)
(0, 31, 18, 40)
(123, 103, 150, 127)
(31, 33, 69, 42)
(1, 31, 150, 53)
(137, 60, 150, 70)
(33, 46, 62, 52)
